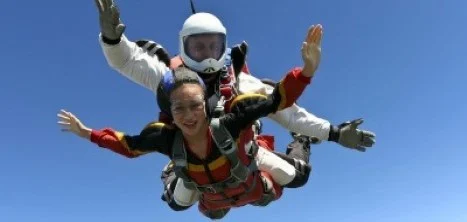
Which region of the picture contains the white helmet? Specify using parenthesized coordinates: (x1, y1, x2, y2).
(179, 12, 227, 74)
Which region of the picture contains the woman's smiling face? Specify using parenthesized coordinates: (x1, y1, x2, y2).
(170, 83, 207, 137)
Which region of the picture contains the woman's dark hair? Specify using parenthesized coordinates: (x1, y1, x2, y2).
(157, 67, 207, 117)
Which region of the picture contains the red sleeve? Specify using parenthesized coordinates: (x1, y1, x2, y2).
(277, 67, 312, 110)
(90, 128, 141, 158)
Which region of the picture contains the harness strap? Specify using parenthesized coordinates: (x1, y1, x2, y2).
(201, 171, 260, 204)
(210, 119, 259, 184)
(172, 131, 199, 191)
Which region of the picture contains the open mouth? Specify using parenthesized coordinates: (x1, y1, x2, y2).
(183, 121, 197, 129)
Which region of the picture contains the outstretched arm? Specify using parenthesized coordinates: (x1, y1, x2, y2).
(94, 0, 169, 92)
(238, 24, 376, 151)
(222, 67, 312, 138)
(57, 109, 172, 158)
(238, 74, 332, 140)
(221, 25, 324, 137)
(250, 80, 376, 151)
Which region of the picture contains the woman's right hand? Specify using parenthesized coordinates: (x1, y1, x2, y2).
(57, 109, 92, 139)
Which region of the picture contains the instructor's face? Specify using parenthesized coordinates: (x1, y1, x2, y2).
(184, 33, 225, 62)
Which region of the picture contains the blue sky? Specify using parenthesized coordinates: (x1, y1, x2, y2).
(1, 0, 467, 221)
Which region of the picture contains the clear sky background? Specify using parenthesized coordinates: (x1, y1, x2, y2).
(1, 0, 466, 221)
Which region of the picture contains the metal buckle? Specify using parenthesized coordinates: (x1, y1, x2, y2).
(205, 185, 217, 194)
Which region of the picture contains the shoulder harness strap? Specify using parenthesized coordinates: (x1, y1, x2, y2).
(210, 118, 259, 186)
(171, 131, 199, 191)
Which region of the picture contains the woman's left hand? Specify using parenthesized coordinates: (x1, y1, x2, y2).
(301, 24, 323, 77)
